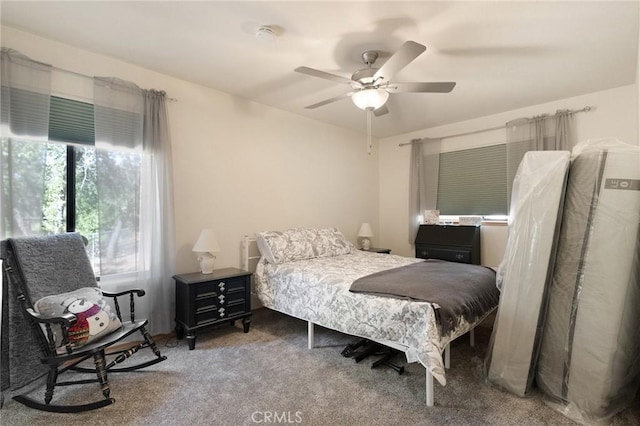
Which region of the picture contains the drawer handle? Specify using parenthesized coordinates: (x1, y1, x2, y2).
(218, 295, 225, 302)
(218, 282, 225, 290)
(218, 307, 225, 317)
(196, 291, 217, 299)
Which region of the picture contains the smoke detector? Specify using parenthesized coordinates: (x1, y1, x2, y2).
(255, 26, 277, 43)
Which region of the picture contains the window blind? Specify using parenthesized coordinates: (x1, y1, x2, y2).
(1, 86, 51, 139)
(436, 144, 508, 215)
(93, 104, 142, 150)
(48, 96, 95, 145)
(2, 85, 141, 147)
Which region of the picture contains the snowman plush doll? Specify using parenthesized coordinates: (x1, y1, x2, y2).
(65, 297, 111, 347)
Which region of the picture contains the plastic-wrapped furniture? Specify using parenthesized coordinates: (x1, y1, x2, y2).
(0, 233, 167, 412)
(485, 150, 570, 396)
(536, 139, 640, 423)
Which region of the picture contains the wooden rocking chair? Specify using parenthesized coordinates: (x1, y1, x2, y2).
(0, 233, 167, 413)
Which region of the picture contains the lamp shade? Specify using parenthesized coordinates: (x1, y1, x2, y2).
(192, 229, 221, 253)
(351, 89, 389, 111)
(358, 223, 374, 238)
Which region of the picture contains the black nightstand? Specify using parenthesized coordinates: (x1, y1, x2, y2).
(360, 247, 392, 254)
(174, 267, 252, 350)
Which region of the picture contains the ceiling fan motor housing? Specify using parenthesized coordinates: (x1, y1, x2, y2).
(352, 67, 378, 85)
(361, 50, 378, 65)
(352, 50, 380, 85)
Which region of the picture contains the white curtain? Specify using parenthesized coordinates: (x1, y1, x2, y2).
(0, 48, 52, 238)
(93, 78, 176, 335)
(0, 48, 52, 141)
(94, 77, 143, 151)
(408, 138, 441, 244)
(506, 110, 574, 207)
(408, 140, 425, 244)
(140, 89, 176, 334)
(0, 48, 54, 397)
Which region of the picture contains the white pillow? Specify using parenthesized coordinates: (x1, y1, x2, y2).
(310, 227, 355, 257)
(256, 228, 316, 264)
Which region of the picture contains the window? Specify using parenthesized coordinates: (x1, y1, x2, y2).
(1, 96, 141, 276)
(432, 144, 508, 217)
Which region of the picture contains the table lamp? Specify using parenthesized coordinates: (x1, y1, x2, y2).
(358, 223, 374, 250)
(192, 229, 221, 274)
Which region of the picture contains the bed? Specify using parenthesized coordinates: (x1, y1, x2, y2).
(242, 227, 499, 406)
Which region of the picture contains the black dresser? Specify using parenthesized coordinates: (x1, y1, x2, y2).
(414, 224, 481, 265)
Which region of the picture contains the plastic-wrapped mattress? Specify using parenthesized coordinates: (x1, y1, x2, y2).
(485, 151, 570, 397)
(536, 139, 640, 424)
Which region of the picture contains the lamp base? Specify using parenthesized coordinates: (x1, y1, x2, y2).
(198, 254, 216, 274)
(361, 238, 371, 251)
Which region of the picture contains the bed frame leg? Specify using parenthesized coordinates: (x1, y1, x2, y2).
(425, 369, 434, 407)
(470, 328, 475, 347)
(307, 321, 314, 349)
(444, 343, 450, 369)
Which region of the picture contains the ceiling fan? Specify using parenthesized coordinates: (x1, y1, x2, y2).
(295, 41, 456, 117)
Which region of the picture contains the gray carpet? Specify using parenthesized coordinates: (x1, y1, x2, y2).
(1, 308, 639, 425)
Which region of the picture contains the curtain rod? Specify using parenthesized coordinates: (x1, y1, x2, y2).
(398, 106, 592, 147)
(51, 64, 178, 102)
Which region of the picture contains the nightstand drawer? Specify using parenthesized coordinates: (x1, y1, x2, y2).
(226, 300, 246, 317)
(226, 287, 244, 301)
(197, 281, 225, 296)
(196, 306, 226, 324)
(224, 277, 246, 291)
(195, 295, 220, 312)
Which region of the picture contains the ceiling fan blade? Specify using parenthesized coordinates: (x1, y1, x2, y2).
(388, 82, 456, 93)
(304, 92, 353, 109)
(295, 66, 361, 87)
(373, 41, 426, 82)
(373, 105, 389, 117)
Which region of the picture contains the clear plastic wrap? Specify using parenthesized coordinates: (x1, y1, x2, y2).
(485, 150, 570, 397)
(536, 138, 640, 424)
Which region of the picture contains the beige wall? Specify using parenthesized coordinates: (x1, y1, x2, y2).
(378, 84, 639, 267)
(2, 27, 380, 275)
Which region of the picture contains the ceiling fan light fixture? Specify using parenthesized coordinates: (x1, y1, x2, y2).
(351, 88, 389, 111)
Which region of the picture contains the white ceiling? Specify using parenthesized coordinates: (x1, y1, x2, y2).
(1, 1, 638, 138)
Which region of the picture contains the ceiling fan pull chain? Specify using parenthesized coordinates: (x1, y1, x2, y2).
(367, 108, 373, 155)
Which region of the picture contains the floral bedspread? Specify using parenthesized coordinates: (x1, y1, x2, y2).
(254, 250, 482, 385)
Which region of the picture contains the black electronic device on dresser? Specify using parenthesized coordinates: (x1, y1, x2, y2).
(415, 224, 481, 265)
(174, 267, 252, 350)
